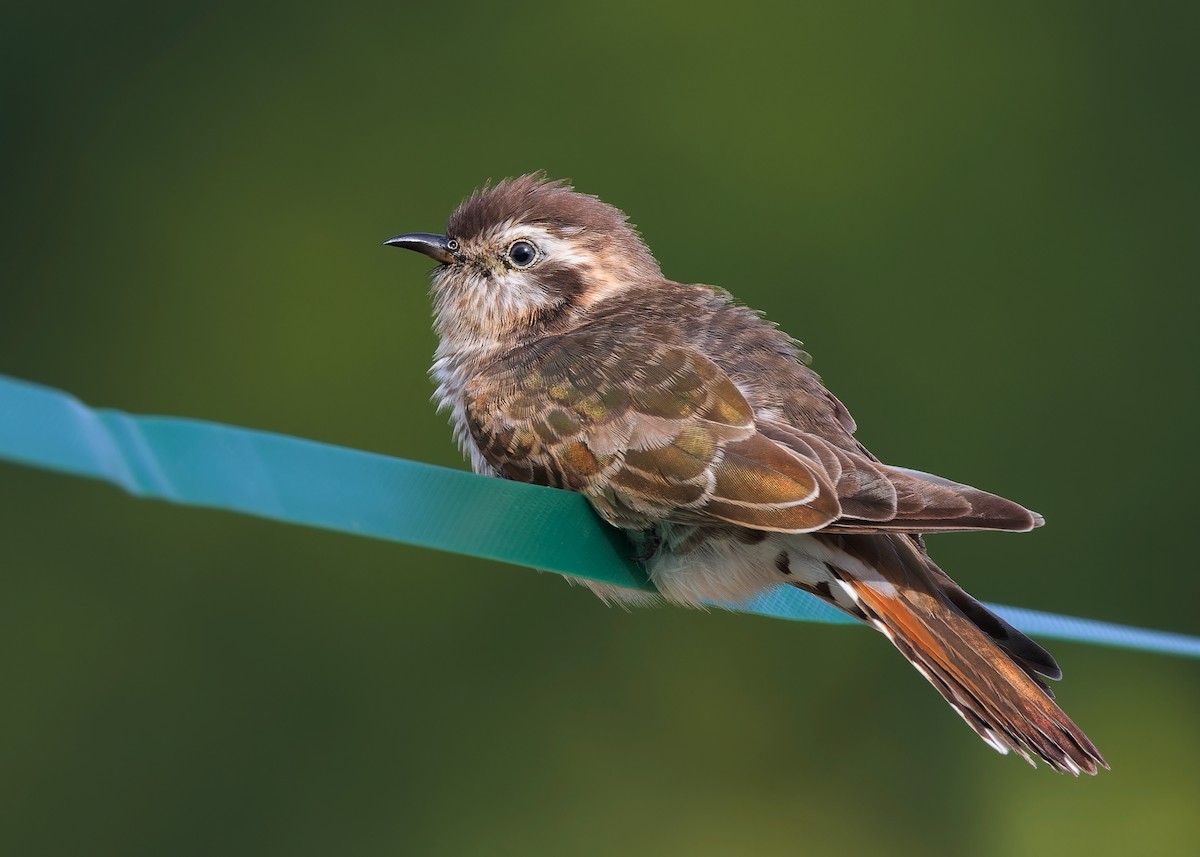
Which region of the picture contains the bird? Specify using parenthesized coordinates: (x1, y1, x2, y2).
(385, 172, 1106, 775)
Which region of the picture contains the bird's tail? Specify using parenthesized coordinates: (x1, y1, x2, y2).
(812, 533, 1108, 775)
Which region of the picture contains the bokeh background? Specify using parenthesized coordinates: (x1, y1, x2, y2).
(2, 2, 1198, 855)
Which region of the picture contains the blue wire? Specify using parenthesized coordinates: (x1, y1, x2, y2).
(1, 372, 1197, 660)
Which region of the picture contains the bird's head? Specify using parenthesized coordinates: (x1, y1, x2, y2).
(386, 173, 660, 351)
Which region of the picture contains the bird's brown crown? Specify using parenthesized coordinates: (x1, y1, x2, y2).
(447, 173, 650, 260)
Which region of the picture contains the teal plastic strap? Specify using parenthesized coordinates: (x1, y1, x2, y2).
(2, 373, 1198, 660)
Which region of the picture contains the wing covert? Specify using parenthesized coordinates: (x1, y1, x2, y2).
(465, 335, 840, 533)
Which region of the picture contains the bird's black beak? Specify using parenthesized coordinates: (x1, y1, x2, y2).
(383, 232, 459, 265)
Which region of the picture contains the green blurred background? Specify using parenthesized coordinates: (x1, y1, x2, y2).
(2, 2, 1197, 854)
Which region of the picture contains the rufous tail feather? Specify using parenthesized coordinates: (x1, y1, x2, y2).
(814, 536, 1107, 775)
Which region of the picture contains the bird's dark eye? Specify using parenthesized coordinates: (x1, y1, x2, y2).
(507, 240, 538, 268)
(446, 238, 460, 252)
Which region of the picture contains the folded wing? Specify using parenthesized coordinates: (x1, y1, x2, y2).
(466, 339, 840, 532)
(467, 333, 1040, 536)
